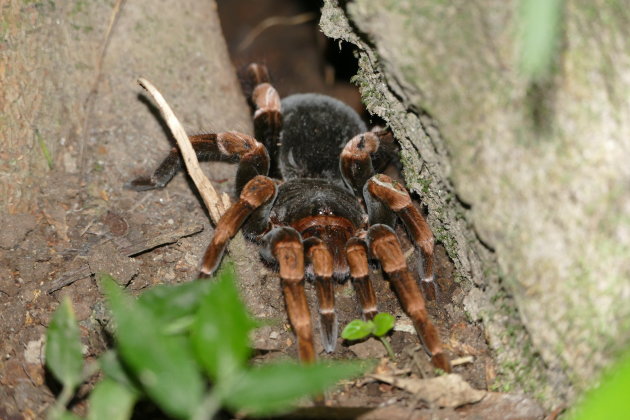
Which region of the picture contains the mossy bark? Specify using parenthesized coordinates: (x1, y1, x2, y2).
(322, 0, 630, 405)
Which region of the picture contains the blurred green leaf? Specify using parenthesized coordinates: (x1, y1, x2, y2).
(87, 378, 137, 420)
(138, 279, 212, 332)
(36, 129, 54, 169)
(99, 350, 139, 394)
(570, 350, 630, 420)
(103, 276, 204, 419)
(372, 313, 395, 337)
(224, 361, 368, 415)
(46, 297, 84, 392)
(191, 263, 257, 381)
(341, 319, 373, 340)
(58, 413, 81, 420)
(519, 0, 563, 80)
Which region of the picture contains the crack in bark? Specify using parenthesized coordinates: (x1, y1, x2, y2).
(78, 0, 127, 174)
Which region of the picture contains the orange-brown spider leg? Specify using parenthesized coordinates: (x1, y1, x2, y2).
(264, 227, 315, 364)
(246, 63, 282, 177)
(198, 175, 277, 278)
(339, 131, 380, 198)
(369, 127, 400, 174)
(368, 224, 451, 372)
(345, 237, 378, 321)
(304, 238, 337, 353)
(340, 132, 396, 227)
(367, 174, 435, 283)
(127, 131, 269, 195)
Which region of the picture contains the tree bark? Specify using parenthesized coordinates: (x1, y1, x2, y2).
(1, 0, 250, 212)
(322, 0, 630, 404)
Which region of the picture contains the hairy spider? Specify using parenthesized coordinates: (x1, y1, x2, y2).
(127, 64, 451, 372)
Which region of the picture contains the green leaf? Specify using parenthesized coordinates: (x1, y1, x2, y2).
(571, 350, 630, 420)
(224, 361, 368, 415)
(87, 378, 137, 420)
(341, 319, 374, 340)
(58, 413, 81, 420)
(103, 277, 204, 419)
(372, 313, 395, 337)
(191, 263, 257, 381)
(519, 0, 563, 80)
(46, 297, 84, 392)
(137, 279, 212, 332)
(36, 129, 54, 169)
(99, 350, 139, 394)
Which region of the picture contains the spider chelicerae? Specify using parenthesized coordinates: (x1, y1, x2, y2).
(127, 63, 451, 372)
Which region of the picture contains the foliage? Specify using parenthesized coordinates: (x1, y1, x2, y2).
(519, 0, 563, 80)
(569, 349, 630, 420)
(341, 312, 396, 358)
(46, 298, 84, 419)
(45, 263, 367, 419)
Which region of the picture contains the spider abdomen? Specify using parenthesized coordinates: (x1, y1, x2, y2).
(279, 94, 366, 183)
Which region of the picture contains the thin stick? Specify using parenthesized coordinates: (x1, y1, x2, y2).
(450, 355, 474, 366)
(237, 12, 317, 51)
(137, 78, 230, 224)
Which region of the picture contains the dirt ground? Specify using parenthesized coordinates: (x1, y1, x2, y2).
(0, 1, 547, 419)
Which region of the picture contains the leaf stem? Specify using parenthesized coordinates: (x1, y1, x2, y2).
(48, 385, 75, 420)
(192, 390, 223, 420)
(378, 336, 396, 360)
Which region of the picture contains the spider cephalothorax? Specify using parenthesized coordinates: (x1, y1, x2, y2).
(127, 64, 451, 372)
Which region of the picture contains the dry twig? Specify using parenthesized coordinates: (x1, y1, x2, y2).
(237, 12, 317, 51)
(137, 78, 231, 224)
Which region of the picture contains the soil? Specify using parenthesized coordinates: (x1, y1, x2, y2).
(0, 1, 546, 419)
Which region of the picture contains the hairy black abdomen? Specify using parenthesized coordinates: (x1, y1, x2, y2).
(279, 94, 366, 183)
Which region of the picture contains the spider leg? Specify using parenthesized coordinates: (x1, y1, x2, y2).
(246, 63, 282, 177)
(340, 131, 380, 198)
(368, 224, 451, 372)
(369, 127, 400, 174)
(340, 132, 396, 227)
(127, 132, 269, 195)
(366, 174, 435, 283)
(345, 237, 378, 321)
(198, 175, 276, 278)
(263, 227, 315, 364)
(304, 238, 337, 353)
(245, 62, 271, 86)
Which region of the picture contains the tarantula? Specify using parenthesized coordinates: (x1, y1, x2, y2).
(127, 64, 451, 372)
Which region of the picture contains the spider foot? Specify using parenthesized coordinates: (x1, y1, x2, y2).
(368, 224, 451, 372)
(265, 227, 316, 364)
(319, 310, 338, 353)
(431, 353, 452, 373)
(125, 176, 161, 191)
(345, 238, 378, 321)
(305, 238, 338, 353)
